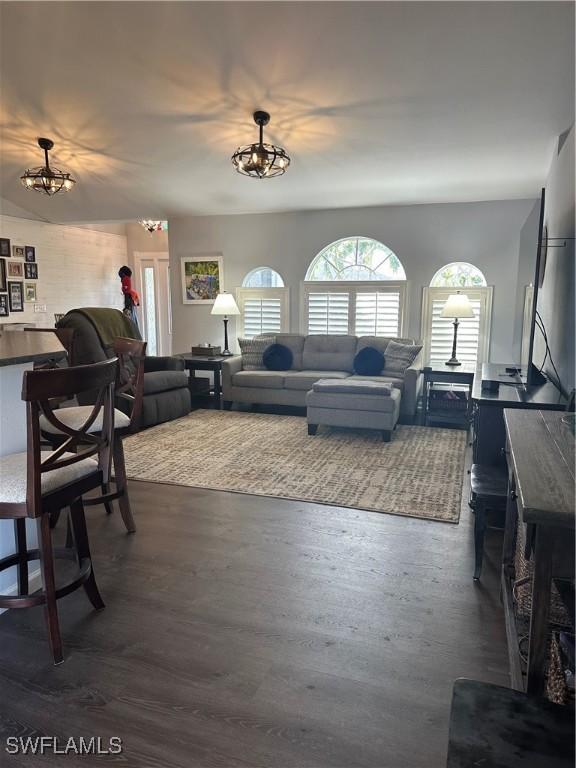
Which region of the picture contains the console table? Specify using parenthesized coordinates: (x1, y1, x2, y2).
(502, 410, 575, 697)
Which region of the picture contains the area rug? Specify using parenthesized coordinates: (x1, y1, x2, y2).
(123, 410, 467, 523)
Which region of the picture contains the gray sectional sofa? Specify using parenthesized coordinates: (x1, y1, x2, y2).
(222, 334, 423, 421)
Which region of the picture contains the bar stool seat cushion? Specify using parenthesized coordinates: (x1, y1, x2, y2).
(40, 406, 131, 435)
(0, 452, 99, 504)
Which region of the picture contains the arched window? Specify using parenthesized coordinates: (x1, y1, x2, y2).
(422, 262, 492, 365)
(305, 237, 406, 281)
(236, 267, 289, 339)
(430, 262, 487, 288)
(303, 237, 407, 336)
(242, 267, 285, 288)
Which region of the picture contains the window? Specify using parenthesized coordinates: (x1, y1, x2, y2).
(303, 237, 407, 336)
(236, 268, 289, 338)
(422, 263, 492, 364)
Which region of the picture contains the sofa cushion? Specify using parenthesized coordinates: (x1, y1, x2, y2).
(259, 334, 305, 370)
(143, 370, 189, 395)
(356, 336, 416, 355)
(263, 343, 293, 371)
(283, 370, 350, 391)
(353, 347, 385, 376)
(238, 337, 274, 370)
(383, 340, 423, 375)
(302, 335, 357, 372)
(232, 371, 285, 389)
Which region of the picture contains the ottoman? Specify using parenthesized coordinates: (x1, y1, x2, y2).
(306, 379, 401, 442)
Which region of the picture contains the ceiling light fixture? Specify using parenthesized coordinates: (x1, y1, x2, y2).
(138, 220, 167, 233)
(20, 138, 76, 196)
(231, 111, 290, 179)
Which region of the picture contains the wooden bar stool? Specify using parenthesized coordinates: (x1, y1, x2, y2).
(42, 338, 146, 534)
(0, 359, 117, 664)
(470, 463, 508, 581)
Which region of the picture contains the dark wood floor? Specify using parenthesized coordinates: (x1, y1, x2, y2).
(0, 462, 508, 767)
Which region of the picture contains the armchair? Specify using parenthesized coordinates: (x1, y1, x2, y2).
(56, 308, 191, 429)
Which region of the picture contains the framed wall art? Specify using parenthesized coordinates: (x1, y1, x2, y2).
(181, 255, 223, 304)
(0, 238, 10, 257)
(24, 263, 38, 279)
(0, 259, 5, 292)
(7, 261, 24, 278)
(24, 282, 37, 302)
(0, 294, 8, 316)
(25, 246, 36, 263)
(8, 281, 24, 312)
(12, 245, 25, 258)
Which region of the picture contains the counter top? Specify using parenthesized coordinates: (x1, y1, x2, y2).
(504, 409, 575, 528)
(0, 330, 67, 367)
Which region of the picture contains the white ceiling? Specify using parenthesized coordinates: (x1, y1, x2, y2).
(0, 2, 573, 223)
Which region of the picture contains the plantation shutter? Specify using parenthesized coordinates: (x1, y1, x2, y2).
(242, 297, 283, 338)
(307, 292, 350, 335)
(421, 287, 493, 364)
(355, 291, 400, 336)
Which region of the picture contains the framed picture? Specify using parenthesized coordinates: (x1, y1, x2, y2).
(7, 261, 24, 278)
(8, 281, 24, 312)
(24, 282, 37, 302)
(0, 259, 5, 292)
(25, 246, 36, 263)
(181, 255, 223, 304)
(0, 294, 8, 316)
(24, 263, 38, 279)
(12, 245, 25, 258)
(0, 238, 10, 257)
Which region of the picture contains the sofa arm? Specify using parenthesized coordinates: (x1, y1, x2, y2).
(144, 356, 185, 373)
(222, 356, 243, 398)
(402, 358, 424, 418)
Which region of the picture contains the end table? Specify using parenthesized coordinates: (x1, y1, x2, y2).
(174, 353, 235, 410)
(422, 361, 476, 428)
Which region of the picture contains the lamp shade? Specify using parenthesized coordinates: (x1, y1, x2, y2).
(211, 292, 240, 316)
(440, 293, 475, 319)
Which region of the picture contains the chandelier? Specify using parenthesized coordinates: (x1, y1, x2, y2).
(20, 138, 76, 195)
(138, 220, 167, 233)
(231, 111, 290, 178)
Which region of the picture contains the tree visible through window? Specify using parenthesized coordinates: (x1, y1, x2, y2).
(304, 237, 407, 336)
(430, 262, 487, 288)
(305, 237, 406, 281)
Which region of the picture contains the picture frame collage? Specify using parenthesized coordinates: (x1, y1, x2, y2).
(0, 238, 38, 316)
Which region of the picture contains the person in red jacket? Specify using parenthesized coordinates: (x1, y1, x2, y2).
(118, 265, 140, 331)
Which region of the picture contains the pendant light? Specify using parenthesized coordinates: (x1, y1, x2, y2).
(20, 138, 76, 195)
(231, 111, 290, 178)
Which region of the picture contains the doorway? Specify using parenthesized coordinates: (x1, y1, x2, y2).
(133, 252, 172, 356)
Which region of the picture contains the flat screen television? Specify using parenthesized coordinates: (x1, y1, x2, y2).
(520, 187, 547, 387)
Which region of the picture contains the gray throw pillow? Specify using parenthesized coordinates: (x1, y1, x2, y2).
(238, 337, 276, 370)
(384, 340, 422, 374)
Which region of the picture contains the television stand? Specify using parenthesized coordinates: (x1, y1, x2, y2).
(472, 368, 567, 465)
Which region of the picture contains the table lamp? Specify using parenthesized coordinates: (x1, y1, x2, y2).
(211, 292, 240, 356)
(440, 291, 474, 366)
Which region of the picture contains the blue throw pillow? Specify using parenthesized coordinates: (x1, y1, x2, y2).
(354, 346, 385, 376)
(263, 343, 293, 371)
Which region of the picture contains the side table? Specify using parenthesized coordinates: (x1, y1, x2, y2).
(173, 353, 234, 410)
(422, 361, 476, 428)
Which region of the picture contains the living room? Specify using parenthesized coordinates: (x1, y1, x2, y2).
(0, 2, 574, 766)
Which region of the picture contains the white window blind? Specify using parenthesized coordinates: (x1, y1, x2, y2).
(303, 282, 407, 336)
(355, 291, 400, 337)
(307, 292, 350, 334)
(236, 287, 289, 339)
(421, 287, 493, 364)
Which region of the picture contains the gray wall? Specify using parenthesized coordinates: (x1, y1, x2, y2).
(167, 199, 535, 360)
(534, 126, 575, 395)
